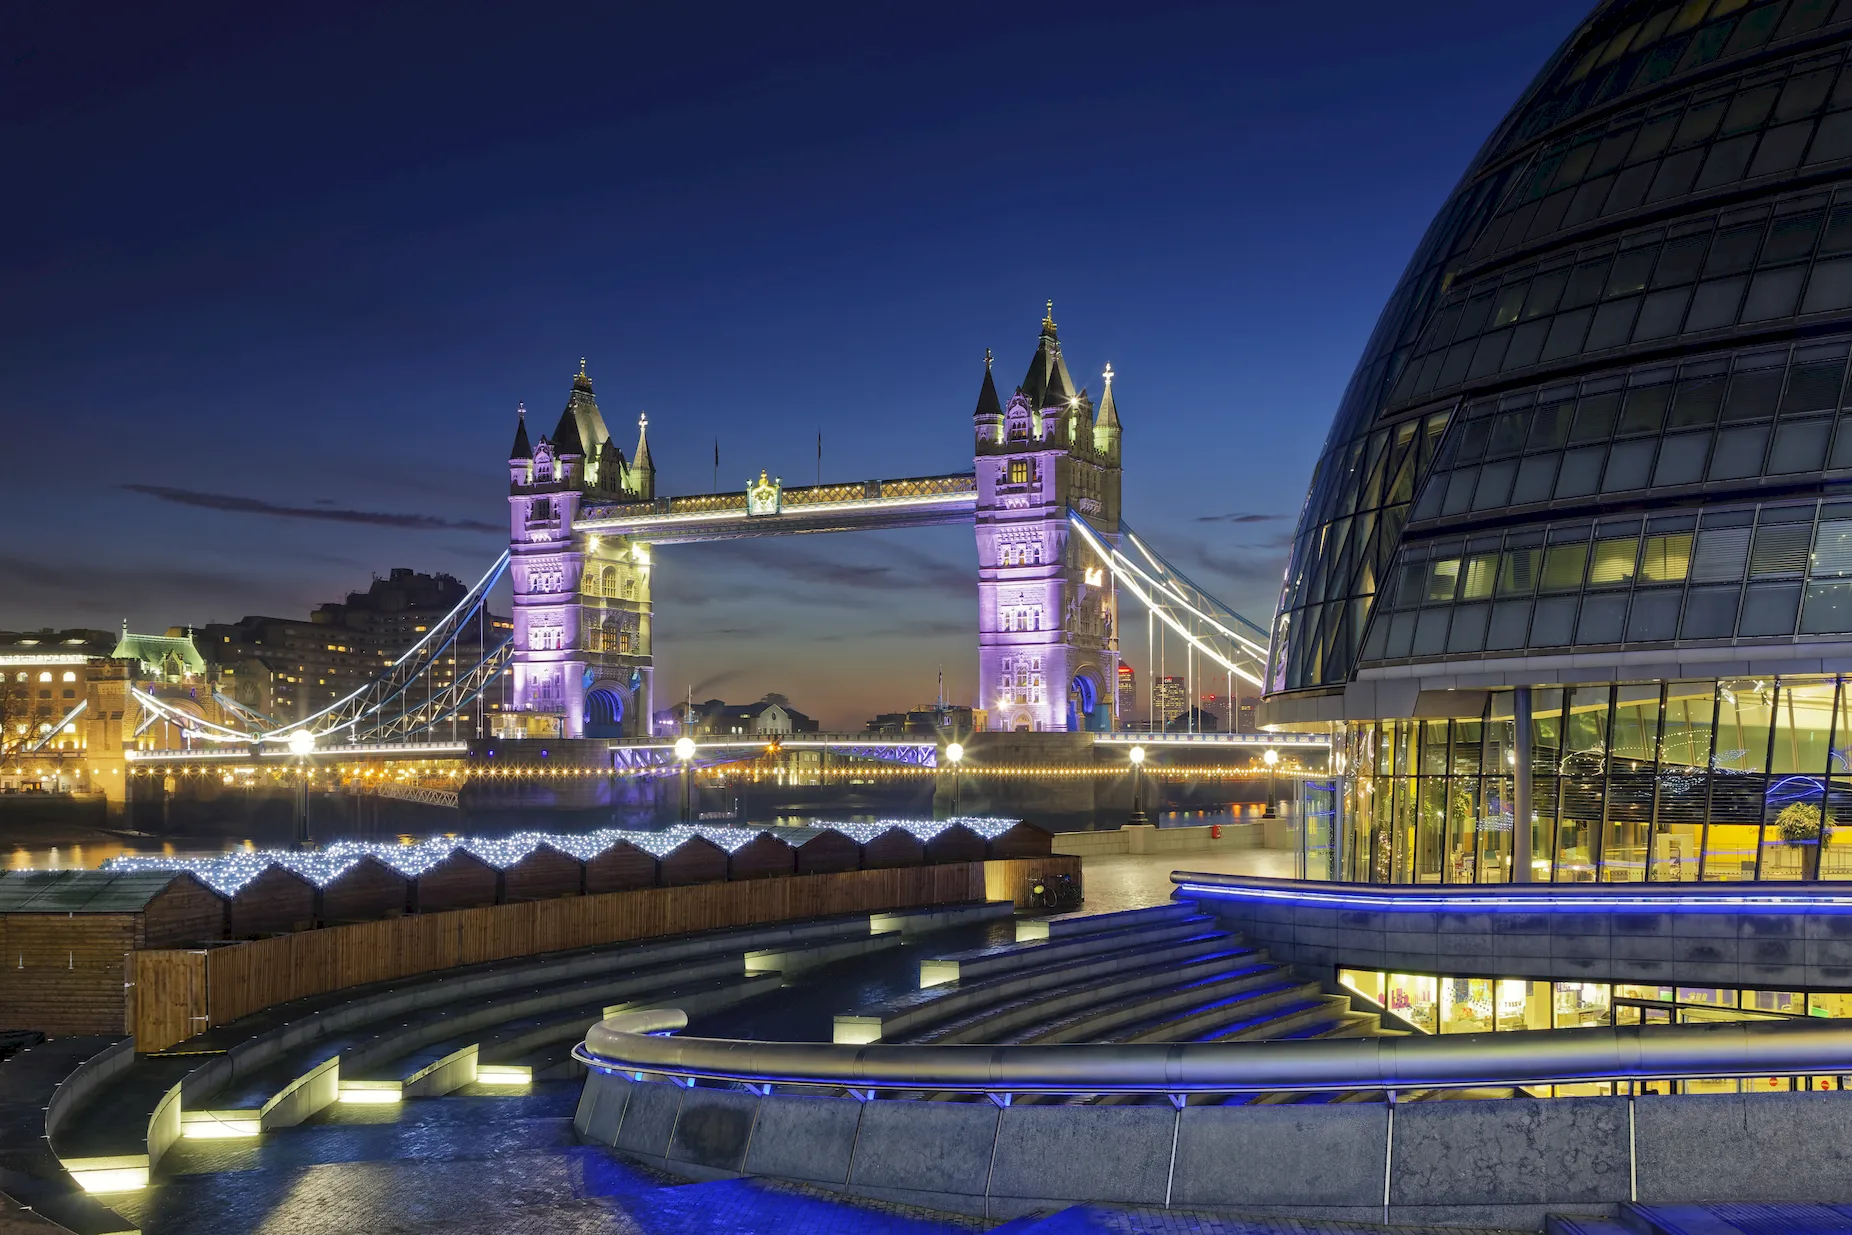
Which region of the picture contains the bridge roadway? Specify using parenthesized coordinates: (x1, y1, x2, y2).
(124, 730, 1331, 770)
(573, 473, 978, 543)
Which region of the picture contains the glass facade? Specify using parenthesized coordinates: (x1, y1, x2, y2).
(1339, 967, 1852, 1093)
(1271, 0, 1852, 695)
(1340, 678, 1852, 881)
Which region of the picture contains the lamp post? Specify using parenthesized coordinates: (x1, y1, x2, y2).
(677, 740, 696, 825)
(945, 741, 964, 816)
(670, 740, 692, 825)
(1128, 745, 1148, 826)
(287, 728, 315, 850)
(1262, 747, 1279, 819)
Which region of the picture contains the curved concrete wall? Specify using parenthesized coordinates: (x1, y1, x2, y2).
(573, 1069, 1852, 1227)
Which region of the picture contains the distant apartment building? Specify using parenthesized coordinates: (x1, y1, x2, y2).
(199, 568, 509, 724)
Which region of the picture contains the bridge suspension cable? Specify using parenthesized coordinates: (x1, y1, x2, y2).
(1065, 512, 1269, 692)
(261, 551, 511, 745)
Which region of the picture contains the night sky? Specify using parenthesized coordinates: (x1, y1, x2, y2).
(2, 1, 1590, 728)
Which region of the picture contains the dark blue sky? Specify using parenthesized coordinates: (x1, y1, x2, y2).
(0, 1, 1589, 726)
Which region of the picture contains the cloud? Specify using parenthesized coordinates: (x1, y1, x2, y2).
(0, 553, 310, 629)
(1194, 512, 1289, 525)
(122, 484, 502, 533)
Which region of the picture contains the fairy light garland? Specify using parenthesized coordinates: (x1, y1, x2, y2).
(98, 816, 1028, 895)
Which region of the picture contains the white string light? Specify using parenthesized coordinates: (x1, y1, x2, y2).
(97, 816, 1027, 894)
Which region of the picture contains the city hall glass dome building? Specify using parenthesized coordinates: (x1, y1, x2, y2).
(1266, 0, 1852, 884)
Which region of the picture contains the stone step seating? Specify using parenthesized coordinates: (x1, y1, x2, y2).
(918, 904, 1212, 987)
(1010, 900, 1202, 942)
(337, 972, 783, 1100)
(995, 966, 1288, 1043)
(917, 954, 1273, 1046)
(195, 951, 760, 1118)
(1548, 1202, 1852, 1234)
(46, 905, 986, 1218)
(836, 929, 1249, 1044)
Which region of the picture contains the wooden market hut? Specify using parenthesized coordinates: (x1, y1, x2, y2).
(923, 823, 987, 866)
(858, 826, 926, 870)
(228, 865, 316, 936)
(657, 836, 729, 886)
(791, 827, 861, 875)
(583, 839, 658, 894)
(984, 821, 1054, 860)
(317, 855, 410, 924)
(726, 833, 796, 881)
(501, 843, 585, 902)
(0, 870, 227, 1035)
(410, 849, 499, 913)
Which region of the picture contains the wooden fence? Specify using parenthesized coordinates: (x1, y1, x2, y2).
(129, 856, 1078, 1053)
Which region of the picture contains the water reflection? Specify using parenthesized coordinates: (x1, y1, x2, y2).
(8, 838, 258, 871)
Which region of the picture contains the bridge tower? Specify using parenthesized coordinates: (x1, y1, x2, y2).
(974, 304, 1121, 732)
(504, 362, 655, 740)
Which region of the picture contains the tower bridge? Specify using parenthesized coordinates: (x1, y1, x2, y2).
(504, 302, 1265, 743)
(126, 304, 1272, 773)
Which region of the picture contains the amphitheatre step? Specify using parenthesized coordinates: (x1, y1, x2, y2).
(202, 952, 756, 1114)
(1013, 900, 1200, 943)
(349, 973, 785, 1096)
(920, 913, 1217, 986)
(49, 913, 886, 1185)
(871, 900, 1017, 936)
(912, 950, 1264, 1045)
(835, 933, 1247, 1044)
(1004, 965, 1287, 1044)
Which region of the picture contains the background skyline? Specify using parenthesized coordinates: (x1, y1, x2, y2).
(1, 1, 1591, 728)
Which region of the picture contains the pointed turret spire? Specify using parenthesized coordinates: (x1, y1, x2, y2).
(1095, 364, 1119, 428)
(1017, 299, 1078, 412)
(509, 403, 533, 460)
(631, 411, 655, 499)
(552, 358, 608, 461)
(975, 349, 1002, 419)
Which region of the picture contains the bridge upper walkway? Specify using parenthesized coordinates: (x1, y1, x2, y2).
(575, 473, 977, 542)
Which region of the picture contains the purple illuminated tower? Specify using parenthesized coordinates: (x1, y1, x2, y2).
(504, 361, 655, 739)
(975, 304, 1122, 732)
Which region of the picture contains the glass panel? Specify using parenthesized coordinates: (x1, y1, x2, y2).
(1498, 979, 1553, 1031)
(1393, 776, 1418, 883)
(1605, 685, 1661, 882)
(1528, 690, 1562, 881)
(1447, 774, 1479, 884)
(1339, 968, 1385, 1006)
(1588, 537, 1641, 585)
(1640, 532, 1693, 581)
(1707, 680, 1773, 879)
(1562, 687, 1610, 880)
(1541, 543, 1591, 590)
(1498, 548, 1541, 595)
(1415, 777, 1447, 884)
(1762, 680, 1836, 879)
(1554, 981, 1611, 1029)
(1440, 977, 1496, 1033)
(1655, 682, 1713, 881)
(1386, 973, 1438, 1033)
(1479, 775, 1514, 884)
(1808, 992, 1852, 1018)
(1825, 775, 1852, 881)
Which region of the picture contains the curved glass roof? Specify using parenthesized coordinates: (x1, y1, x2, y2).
(1271, 0, 1852, 697)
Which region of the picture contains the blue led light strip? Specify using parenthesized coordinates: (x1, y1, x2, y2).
(1171, 879, 1852, 914)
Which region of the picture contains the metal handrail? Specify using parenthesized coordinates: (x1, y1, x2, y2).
(1172, 869, 1852, 910)
(575, 1009, 1852, 1096)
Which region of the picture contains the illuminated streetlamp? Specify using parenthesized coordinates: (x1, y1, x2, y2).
(1128, 745, 1148, 826)
(675, 736, 696, 824)
(1262, 747, 1279, 819)
(945, 741, 964, 815)
(287, 729, 316, 850)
